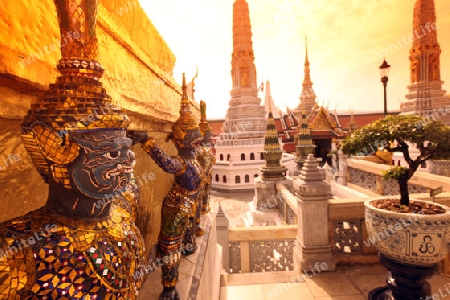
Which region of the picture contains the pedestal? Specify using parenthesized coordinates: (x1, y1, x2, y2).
(369, 254, 438, 300)
(294, 154, 336, 273)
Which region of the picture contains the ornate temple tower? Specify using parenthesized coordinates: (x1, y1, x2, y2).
(401, 0, 449, 124)
(221, 0, 266, 140)
(212, 0, 268, 192)
(260, 103, 287, 181)
(295, 39, 317, 118)
(254, 102, 288, 209)
(295, 105, 316, 171)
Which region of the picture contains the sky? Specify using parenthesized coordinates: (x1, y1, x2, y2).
(140, 0, 450, 119)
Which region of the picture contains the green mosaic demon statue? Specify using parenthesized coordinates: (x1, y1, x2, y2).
(0, 0, 146, 298)
(195, 100, 216, 236)
(129, 74, 203, 300)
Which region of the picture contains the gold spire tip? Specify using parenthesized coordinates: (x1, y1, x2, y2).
(182, 73, 187, 100)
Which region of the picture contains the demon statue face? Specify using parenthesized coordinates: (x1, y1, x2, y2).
(70, 130, 135, 199)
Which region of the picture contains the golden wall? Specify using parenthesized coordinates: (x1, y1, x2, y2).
(0, 0, 198, 253)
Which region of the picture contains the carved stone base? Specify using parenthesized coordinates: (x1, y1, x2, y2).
(294, 239, 336, 273)
(369, 254, 438, 300)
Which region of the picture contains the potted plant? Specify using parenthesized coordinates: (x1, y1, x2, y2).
(340, 115, 450, 299)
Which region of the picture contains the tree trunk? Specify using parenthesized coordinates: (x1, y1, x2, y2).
(398, 179, 409, 206)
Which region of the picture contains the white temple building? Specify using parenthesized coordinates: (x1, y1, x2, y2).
(212, 0, 295, 192)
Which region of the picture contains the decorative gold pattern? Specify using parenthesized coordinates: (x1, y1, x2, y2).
(172, 74, 199, 142)
(21, 0, 130, 186)
(261, 109, 286, 180)
(55, 0, 99, 61)
(309, 107, 335, 131)
(0, 0, 146, 298)
(0, 190, 145, 299)
(198, 101, 212, 136)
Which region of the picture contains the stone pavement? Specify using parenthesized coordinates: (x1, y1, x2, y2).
(219, 264, 450, 300)
(212, 191, 450, 300)
(210, 190, 283, 226)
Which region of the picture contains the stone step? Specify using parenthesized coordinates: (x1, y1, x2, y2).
(221, 271, 301, 287)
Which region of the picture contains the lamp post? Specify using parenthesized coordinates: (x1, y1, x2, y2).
(379, 59, 391, 117)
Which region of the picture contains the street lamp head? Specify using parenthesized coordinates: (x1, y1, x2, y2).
(380, 58, 390, 117)
(379, 58, 391, 79)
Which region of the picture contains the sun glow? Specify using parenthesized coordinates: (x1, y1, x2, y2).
(141, 0, 450, 119)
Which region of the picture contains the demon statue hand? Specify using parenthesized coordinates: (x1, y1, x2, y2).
(195, 100, 216, 236)
(0, 1, 146, 299)
(130, 74, 202, 300)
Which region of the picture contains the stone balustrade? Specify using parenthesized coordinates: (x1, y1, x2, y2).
(227, 225, 297, 273)
(230, 156, 450, 274)
(276, 183, 298, 224)
(345, 158, 450, 195)
(215, 138, 265, 147)
(429, 160, 450, 177)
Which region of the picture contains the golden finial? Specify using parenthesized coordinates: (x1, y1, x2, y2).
(199, 100, 212, 136)
(305, 36, 308, 62)
(190, 66, 199, 99)
(182, 73, 188, 100)
(172, 73, 199, 141)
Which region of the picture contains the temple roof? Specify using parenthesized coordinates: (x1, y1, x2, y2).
(308, 106, 343, 137)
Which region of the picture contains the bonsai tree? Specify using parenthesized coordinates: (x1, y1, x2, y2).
(340, 115, 450, 206)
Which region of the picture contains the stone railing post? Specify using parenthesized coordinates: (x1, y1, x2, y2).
(216, 203, 230, 272)
(337, 149, 347, 186)
(254, 177, 275, 210)
(376, 175, 385, 195)
(293, 154, 336, 272)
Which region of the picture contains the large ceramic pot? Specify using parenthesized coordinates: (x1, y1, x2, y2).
(365, 199, 450, 266)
